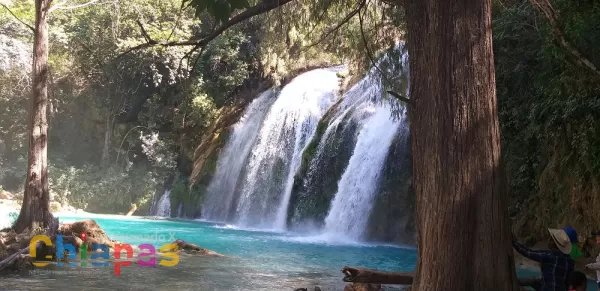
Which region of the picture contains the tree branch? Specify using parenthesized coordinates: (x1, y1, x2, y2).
(529, 0, 600, 78)
(166, 1, 185, 42)
(387, 90, 410, 103)
(304, 0, 366, 49)
(342, 266, 414, 284)
(379, 0, 405, 8)
(136, 20, 156, 44)
(358, 1, 410, 104)
(49, 0, 103, 12)
(0, 247, 28, 272)
(0, 3, 34, 32)
(118, 0, 294, 58)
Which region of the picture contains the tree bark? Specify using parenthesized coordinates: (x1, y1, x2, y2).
(13, 0, 55, 233)
(405, 0, 518, 290)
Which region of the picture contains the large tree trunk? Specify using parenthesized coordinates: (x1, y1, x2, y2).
(13, 0, 55, 233)
(405, 0, 518, 290)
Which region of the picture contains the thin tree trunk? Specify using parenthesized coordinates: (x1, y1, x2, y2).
(14, 0, 55, 233)
(405, 0, 518, 290)
(101, 112, 112, 166)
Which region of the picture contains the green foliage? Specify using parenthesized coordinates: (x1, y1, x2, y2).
(168, 175, 205, 217)
(256, 1, 404, 81)
(1, 0, 239, 212)
(493, 0, 600, 240)
(184, 0, 249, 22)
(49, 162, 159, 213)
(199, 29, 255, 105)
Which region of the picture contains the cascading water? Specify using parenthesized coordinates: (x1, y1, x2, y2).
(322, 106, 404, 240)
(199, 46, 412, 243)
(202, 90, 277, 221)
(287, 46, 412, 243)
(155, 190, 171, 217)
(233, 67, 342, 229)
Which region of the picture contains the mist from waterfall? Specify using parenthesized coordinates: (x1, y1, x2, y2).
(202, 90, 277, 221)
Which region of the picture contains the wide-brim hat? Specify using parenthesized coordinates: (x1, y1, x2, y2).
(548, 228, 572, 255)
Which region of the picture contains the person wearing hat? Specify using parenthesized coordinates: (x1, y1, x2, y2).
(513, 227, 575, 291)
(563, 225, 584, 260)
(585, 231, 600, 288)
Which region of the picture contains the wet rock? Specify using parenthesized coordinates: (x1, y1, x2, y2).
(59, 220, 115, 248)
(172, 239, 223, 256)
(0, 190, 13, 200)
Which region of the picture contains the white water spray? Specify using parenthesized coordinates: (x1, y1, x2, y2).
(202, 90, 277, 221)
(155, 190, 171, 217)
(234, 68, 342, 229)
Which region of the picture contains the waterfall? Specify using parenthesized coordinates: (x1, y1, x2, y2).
(202, 90, 277, 221)
(322, 105, 403, 240)
(155, 190, 171, 217)
(198, 46, 411, 243)
(315, 56, 408, 241)
(233, 67, 342, 229)
(287, 46, 411, 242)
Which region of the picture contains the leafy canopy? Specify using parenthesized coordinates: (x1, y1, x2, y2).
(183, 0, 250, 22)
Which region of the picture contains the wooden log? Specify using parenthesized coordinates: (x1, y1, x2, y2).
(342, 267, 414, 285)
(342, 266, 540, 288)
(0, 247, 28, 271)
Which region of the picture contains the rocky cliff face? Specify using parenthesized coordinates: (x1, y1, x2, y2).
(175, 79, 273, 218)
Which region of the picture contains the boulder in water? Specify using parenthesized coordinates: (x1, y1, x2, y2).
(59, 220, 115, 248)
(172, 239, 223, 256)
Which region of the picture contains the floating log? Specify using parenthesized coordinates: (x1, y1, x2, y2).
(342, 266, 413, 285)
(342, 266, 540, 288)
(0, 247, 28, 272)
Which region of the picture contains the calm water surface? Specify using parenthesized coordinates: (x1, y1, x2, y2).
(2, 213, 416, 290)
